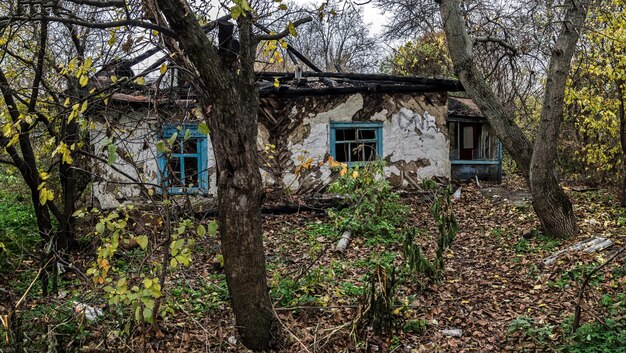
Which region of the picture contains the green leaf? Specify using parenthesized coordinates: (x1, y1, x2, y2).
(143, 278, 153, 289)
(96, 222, 105, 234)
(288, 22, 297, 37)
(197, 224, 206, 237)
(241, 0, 252, 11)
(207, 221, 218, 236)
(156, 140, 169, 153)
(231, 5, 242, 19)
(107, 144, 117, 165)
(143, 307, 153, 323)
(136, 235, 149, 249)
(167, 132, 178, 146)
(198, 122, 210, 135)
(183, 129, 191, 141)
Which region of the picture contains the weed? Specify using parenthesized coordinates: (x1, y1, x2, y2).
(401, 182, 458, 283)
(563, 295, 626, 353)
(508, 316, 555, 344)
(328, 161, 409, 241)
(403, 319, 429, 334)
(0, 185, 38, 273)
(339, 282, 365, 297)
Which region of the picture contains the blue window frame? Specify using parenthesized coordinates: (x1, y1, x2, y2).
(157, 125, 208, 194)
(330, 122, 383, 164)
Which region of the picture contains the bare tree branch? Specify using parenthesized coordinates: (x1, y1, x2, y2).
(0, 16, 177, 38)
(474, 36, 517, 53)
(254, 16, 312, 41)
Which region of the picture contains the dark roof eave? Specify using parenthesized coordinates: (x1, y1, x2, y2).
(260, 83, 462, 97)
(257, 71, 464, 90)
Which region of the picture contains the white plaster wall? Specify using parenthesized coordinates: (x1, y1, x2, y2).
(383, 108, 451, 181)
(92, 113, 218, 209)
(95, 92, 450, 206)
(283, 93, 450, 191)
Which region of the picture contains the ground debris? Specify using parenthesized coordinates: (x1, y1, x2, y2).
(543, 236, 614, 265)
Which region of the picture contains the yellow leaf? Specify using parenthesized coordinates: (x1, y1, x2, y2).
(273, 77, 280, 88)
(79, 75, 89, 87)
(135, 76, 145, 85)
(159, 63, 168, 75)
(80, 100, 88, 114)
(288, 22, 297, 37)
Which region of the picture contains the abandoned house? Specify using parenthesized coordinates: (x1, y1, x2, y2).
(90, 71, 502, 209)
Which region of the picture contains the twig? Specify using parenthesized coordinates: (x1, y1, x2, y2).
(572, 245, 626, 333)
(272, 306, 312, 353)
(15, 257, 54, 309)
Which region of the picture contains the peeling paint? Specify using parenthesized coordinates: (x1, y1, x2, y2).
(95, 91, 452, 206)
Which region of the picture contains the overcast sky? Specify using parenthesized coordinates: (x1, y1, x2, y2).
(290, 0, 389, 35)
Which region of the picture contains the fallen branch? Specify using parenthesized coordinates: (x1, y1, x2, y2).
(335, 230, 352, 254)
(572, 245, 626, 333)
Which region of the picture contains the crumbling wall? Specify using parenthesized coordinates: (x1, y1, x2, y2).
(90, 111, 219, 209)
(259, 92, 450, 193)
(94, 91, 450, 207)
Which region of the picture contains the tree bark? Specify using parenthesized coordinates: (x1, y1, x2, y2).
(438, 0, 534, 176)
(152, 0, 273, 349)
(529, 0, 586, 237)
(617, 84, 626, 206)
(439, 0, 586, 237)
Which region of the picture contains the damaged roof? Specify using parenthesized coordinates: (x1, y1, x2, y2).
(105, 71, 464, 106)
(448, 96, 484, 118)
(256, 71, 463, 96)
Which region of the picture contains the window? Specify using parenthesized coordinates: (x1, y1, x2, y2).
(449, 121, 500, 161)
(158, 125, 208, 194)
(330, 122, 383, 164)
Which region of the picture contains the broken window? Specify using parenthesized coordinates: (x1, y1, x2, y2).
(330, 122, 383, 164)
(449, 121, 500, 161)
(158, 125, 208, 194)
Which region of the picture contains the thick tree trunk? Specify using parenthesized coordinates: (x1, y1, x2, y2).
(438, 0, 533, 176)
(439, 0, 586, 237)
(152, 1, 274, 349)
(214, 107, 272, 347)
(529, 170, 577, 236)
(529, 1, 586, 237)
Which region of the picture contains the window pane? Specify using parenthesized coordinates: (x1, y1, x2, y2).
(336, 129, 356, 141)
(166, 158, 182, 187)
(350, 143, 361, 162)
(183, 157, 199, 187)
(481, 125, 499, 160)
(357, 129, 376, 140)
(183, 138, 198, 154)
(462, 126, 474, 149)
(449, 122, 459, 160)
(362, 142, 377, 161)
(335, 142, 349, 162)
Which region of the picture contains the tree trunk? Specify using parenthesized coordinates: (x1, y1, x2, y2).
(617, 85, 626, 206)
(529, 0, 586, 237)
(439, 0, 586, 237)
(214, 106, 272, 348)
(151, 1, 274, 349)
